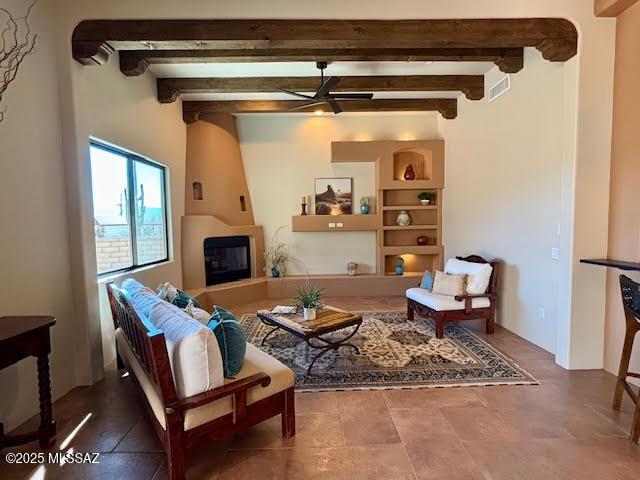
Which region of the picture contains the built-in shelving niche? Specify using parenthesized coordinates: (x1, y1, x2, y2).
(393, 148, 432, 181)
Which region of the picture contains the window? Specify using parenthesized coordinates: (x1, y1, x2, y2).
(90, 141, 169, 275)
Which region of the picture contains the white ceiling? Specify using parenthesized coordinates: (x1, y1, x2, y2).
(150, 61, 493, 101)
(149, 61, 494, 78)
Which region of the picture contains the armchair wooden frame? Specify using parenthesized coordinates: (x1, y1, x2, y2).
(106, 282, 295, 480)
(407, 255, 501, 338)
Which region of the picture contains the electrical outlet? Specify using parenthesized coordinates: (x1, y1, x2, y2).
(551, 248, 560, 260)
(328, 223, 336, 228)
(336, 222, 344, 228)
(538, 307, 546, 320)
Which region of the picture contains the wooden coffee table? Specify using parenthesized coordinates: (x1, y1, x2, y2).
(257, 306, 362, 376)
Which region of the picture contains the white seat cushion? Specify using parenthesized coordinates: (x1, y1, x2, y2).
(148, 301, 224, 399)
(444, 258, 493, 295)
(406, 287, 490, 311)
(184, 343, 295, 430)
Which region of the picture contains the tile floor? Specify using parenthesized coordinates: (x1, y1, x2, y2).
(2, 296, 640, 479)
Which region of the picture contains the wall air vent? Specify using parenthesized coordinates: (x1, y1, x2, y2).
(489, 75, 511, 102)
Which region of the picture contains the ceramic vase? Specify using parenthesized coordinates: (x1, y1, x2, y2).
(420, 199, 431, 205)
(271, 267, 280, 278)
(347, 262, 358, 276)
(303, 307, 317, 320)
(397, 210, 411, 226)
(360, 204, 369, 214)
(417, 235, 428, 245)
(395, 265, 404, 276)
(403, 164, 416, 180)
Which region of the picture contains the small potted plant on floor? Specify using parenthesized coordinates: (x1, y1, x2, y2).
(294, 285, 325, 320)
(418, 191, 435, 205)
(264, 226, 289, 277)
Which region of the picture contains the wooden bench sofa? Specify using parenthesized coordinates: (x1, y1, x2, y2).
(406, 255, 501, 338)
(106, 282, 295, 480)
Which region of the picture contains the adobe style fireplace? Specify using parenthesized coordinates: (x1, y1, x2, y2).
(203, 236, 251, 286)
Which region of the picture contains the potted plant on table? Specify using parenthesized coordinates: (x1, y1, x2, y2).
(418, 191, 435, 205)
(294, 285, 325, 320)
(264, 226, 289, 277)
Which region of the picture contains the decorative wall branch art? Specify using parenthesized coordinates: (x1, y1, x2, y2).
(314, 177, 353, 215)
(0, 1, 37, 122)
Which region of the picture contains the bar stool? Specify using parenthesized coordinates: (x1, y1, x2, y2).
(613, 275, 640, 443)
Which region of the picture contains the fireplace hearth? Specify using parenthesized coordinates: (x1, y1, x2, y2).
(204, 236, 251, 286)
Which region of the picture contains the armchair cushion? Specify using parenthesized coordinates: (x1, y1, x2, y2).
(406, 287, 491, 311)
(431, 270, 466, 296)
(444, 258, 493, 295)
(183, 343, 295, 431)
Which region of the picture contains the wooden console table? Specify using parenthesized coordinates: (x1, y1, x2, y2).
(0, 316, 56, 449)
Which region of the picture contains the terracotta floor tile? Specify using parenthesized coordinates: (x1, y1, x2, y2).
(439, 405, 522, 442)
(384, 387, 485, 410)
(391, 409, 485, 479)
(217, 449, 288, 480)
(463, 437, 640, 480)
(295, 391, 341, 414)
(114, 418, 164, 452)
(338, 391, 401, 446)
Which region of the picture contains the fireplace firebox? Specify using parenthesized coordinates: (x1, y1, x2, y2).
(204, 236, 251, 286)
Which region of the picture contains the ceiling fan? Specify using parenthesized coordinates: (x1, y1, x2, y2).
(280, 62, 374, 114)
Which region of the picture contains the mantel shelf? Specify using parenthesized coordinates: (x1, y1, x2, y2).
(382, 225, 438, 230)
(580, 259, 640, 271)
(382, 205, 438, 211)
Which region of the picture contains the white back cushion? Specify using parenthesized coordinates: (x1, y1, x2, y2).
(121, 278, 147, 296)
(149, 301, 224, 399)
(444, 258, 493, 295)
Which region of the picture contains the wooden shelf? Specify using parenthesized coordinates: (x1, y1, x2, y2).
(384, 271, 423, 277)
(382, 205, 438, 211)
(292, 214, 378, 232)
(381, 245, 443, 255)
(382, 224, 438, 231)
(580, 259, 640, 271)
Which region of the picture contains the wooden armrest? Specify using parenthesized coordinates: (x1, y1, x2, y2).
(454, 294, 497, 314)
(167, 372, 271, 413)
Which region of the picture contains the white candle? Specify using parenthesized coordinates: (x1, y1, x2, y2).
(301, 195, 307, 204)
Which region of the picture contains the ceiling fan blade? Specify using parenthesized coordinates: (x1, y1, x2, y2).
(328, 98, 343, 114)
(287, 101, 326, 112)
(315, 76, 340, 98)
(279, 89, 315, 100)
(331, 93, 374, 99)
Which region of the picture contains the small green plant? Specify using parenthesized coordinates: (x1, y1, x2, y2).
(360, 197, 369, 206)
(395, 256, 405, 268)
(417, 191, 434, 202)
(294, 285, 325, 308)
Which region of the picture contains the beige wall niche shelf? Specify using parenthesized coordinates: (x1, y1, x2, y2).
(324, 139, 446, 275)
(291, 214, 378, 232)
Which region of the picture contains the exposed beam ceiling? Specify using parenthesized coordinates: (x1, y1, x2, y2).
(120, 48, 524, 76)
(72, 18, 577, 75)
(158, 75, 484, 103)
(182, 99, 458, 122)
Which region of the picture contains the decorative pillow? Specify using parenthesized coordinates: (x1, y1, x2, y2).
(420, 271, 434, 290)
(148, 301, 224, 399)
(183, 301, 211, 325)
(431, 270, 466, 297)
(207, 306, 246, 378)
(444, 259, 493, 295)
(157, 282, 201, 309)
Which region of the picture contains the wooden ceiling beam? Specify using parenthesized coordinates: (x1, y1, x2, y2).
(71, 18, 575, 70)
(182, 99, 458, 122)
(119, 48, 524, 76)
(158, 75, 484, 103)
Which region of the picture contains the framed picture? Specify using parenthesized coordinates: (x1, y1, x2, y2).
(314, 177, 353, 215)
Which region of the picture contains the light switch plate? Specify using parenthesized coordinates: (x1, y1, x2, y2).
(551, 248, 560, 260)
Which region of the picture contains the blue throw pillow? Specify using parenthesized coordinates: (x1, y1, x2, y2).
(207, 306, 246, 378)
(171, 290, 201, 309)
(420, 271, 434, 290)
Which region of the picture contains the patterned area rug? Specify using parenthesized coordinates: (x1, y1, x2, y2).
(241, 310, 538, 391)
